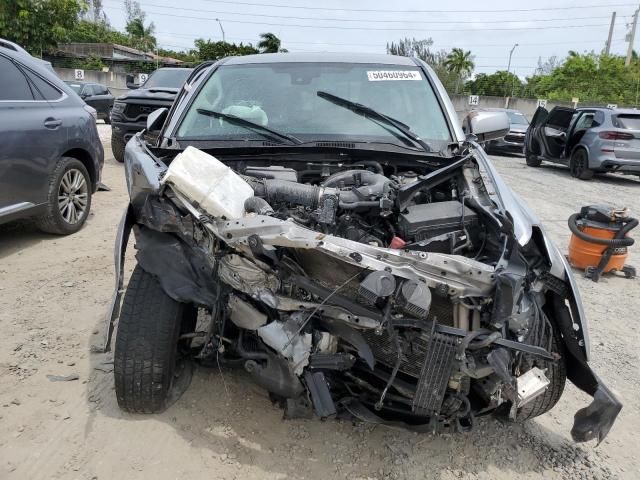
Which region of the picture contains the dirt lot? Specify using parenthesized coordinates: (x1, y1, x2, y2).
(1, 124, 639, 480)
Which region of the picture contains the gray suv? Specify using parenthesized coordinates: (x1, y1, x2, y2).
(0, 39, 104, 234)
(525, 106, 640, 180)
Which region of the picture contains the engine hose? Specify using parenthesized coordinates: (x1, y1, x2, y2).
(321, 169, 388, 189)
(568, 213, 637, 247)
(247, 178, 322, 209)
(338, 200, 380, 210)
(359, 160, 384, 174)
(244, 196, 274, 216)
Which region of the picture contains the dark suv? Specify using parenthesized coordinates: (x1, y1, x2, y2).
(65, 81, 115, 123)
(110, 67, 192, 162)
(0, 39, 104, 235)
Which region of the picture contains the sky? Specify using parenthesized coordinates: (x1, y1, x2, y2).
(99, 0, 636, 79)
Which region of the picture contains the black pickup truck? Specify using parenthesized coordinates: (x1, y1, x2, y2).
(110, 67, 193, 163)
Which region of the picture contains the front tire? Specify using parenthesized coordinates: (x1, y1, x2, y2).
(114, 265, 193, 413)
(525, 152, 542, 167)
(35, 157, 92, 235)
(111, 133, 125, 163)
(517, 322, 567, 421)
(570, 149, 593, 180)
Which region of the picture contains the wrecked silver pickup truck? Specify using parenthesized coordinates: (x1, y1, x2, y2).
(104, 53, 620, 443)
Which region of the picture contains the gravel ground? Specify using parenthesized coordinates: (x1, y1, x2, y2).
(0, 124, 638, 480)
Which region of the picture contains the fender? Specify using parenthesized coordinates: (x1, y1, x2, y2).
(102, 205, 135, 352)
(474, 146, 621, 444)
(473, 146, 592, 359)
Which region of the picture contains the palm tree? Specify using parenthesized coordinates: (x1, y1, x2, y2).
(258, 33, 282, 53)
(125, 17, 156, 51)
(444, 48, 475, 93)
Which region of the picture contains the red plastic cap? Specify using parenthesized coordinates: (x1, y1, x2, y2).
(389, 236, 407, 249)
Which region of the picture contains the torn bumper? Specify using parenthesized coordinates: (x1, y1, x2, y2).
(572, 381, 622, 445)
(104, 197, 622, 443)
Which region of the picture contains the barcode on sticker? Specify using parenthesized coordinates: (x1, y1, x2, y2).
(367, 71, 422, 81)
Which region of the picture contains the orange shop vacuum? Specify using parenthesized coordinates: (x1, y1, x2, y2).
(568, 205, 638, 282)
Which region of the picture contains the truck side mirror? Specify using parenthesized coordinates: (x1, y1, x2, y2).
(126, 74, 139, 90)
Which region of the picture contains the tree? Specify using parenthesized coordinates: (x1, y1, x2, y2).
(465, 71, 523, 97)
(258, 32, 283, 53)
(123, 0, 155, 51)
(527, 52, 628, 103)
(193, 39, 258, 61)
(82, 0, 108, 24)
(156, 47, 197, 63)
(534, 55, 560, 76)
(444, 48, 475, 93)
(387, 37, 434, 62)
(78, 52, 105, 70)
(68, 19, 131, 45)
(386, 38, 463, 93)
(0, 0, 85, 56)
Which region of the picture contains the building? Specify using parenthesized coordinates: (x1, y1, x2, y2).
(47, 42, 185, 74)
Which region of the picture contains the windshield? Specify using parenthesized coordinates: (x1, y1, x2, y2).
(65, 82, 82, 94)
(507, 111, 528, 125)
(177, 63, 452, 149)
(143, 69, 191, 89)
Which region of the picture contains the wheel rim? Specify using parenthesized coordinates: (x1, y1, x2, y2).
(58, 169, 88, 224)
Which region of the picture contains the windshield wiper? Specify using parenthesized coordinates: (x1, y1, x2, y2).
(196, 108, 302, 145)
(316, 91, 431, 153)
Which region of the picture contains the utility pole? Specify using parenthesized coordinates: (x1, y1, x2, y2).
(605, 12, 616, 55)
(215, 18, 226, 42)
(506, 44, 518, 107)
(626, 6, 639, 66)
(506, 43, 518, 74)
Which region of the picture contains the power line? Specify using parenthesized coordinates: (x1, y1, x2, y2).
(102, 6, 612, 32)
(155, 30, 623, 50)
(155, 41, 553, 69)
(156, 40, 580, 61)
(192, 0, 635, 14)
(102, 0, 631, 25)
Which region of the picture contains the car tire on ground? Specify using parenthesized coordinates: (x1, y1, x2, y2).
(104, 110, 111, 125)
(517, 321, 567, 421)
(525, 152, 542, 167)
(570, 148, 594, 180)
(111, 133, 125, 163)
(114, 264, 194, 413)
(34, 157, 92, 235)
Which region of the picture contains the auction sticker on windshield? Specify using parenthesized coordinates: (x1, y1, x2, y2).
(367, 71, 421, 81)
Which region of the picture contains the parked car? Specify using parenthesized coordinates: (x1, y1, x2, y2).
(479, 108, 529, 154)
(0, 39, 104, 235)
(64, 81, 115, 124)
(105, 53, 620, 444)
(0, 38, 54, 72)
(524, 106, 640, 180)
(110, 67, 193, 163)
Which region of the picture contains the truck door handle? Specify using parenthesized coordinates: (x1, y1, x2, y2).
(44, 118, 62, 129)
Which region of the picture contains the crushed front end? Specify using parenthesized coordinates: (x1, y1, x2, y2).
(107, 140, 621, 443)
